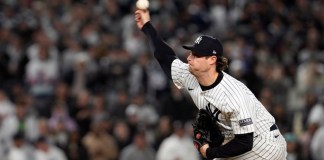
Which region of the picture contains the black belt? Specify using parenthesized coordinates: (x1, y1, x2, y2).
(270, 124, 278, 131)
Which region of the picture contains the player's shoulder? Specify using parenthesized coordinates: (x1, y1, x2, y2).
(221, 72, 240, 84)
(171, 59, 197, 88)
(221, 72, 247, 92)
(172, 58, 186, 65)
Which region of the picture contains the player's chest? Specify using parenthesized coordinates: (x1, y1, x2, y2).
(191, 92, 233, 133)
(188, 88, 222, 108)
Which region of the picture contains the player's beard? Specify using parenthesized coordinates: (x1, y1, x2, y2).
(188, 65, 199, 77)
(188, 65, 194, 74)
(188, 65, 193, 73)
(189, 64, 212, 79)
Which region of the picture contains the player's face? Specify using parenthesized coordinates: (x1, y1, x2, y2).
(187, 52, 216, 75)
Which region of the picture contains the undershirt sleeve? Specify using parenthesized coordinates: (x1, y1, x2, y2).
(206, 133, 253, 159)
(141, 22, 177, 79)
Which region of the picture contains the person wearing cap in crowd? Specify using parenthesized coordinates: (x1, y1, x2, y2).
(7, 132, 34, 160)
(34, 136, 67, 160)
(135, 10, 287, 159)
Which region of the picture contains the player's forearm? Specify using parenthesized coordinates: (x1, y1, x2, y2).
(141, 22, 176, 79)
(206, 133, 253, 159)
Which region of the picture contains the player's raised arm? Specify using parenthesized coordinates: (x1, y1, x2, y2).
(134, 10, 177, 79)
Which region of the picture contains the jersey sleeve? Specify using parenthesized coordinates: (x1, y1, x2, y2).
(171, 59, 190, 89)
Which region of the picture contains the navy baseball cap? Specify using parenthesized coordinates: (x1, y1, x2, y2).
(183, 35, 223, 57)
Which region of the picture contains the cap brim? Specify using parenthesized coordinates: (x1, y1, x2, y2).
(182, 45, 194, 50)
(183, 45, 205, 57)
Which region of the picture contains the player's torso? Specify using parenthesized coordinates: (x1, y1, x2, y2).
(185, 76, 235, 143)
(184, 73, 275, 143)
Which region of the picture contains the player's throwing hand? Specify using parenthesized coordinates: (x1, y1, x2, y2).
(134, 10, 150, 29)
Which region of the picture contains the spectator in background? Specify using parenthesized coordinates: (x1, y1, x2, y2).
(68, 53, 91, 96)
(66, 131, 89, 160)
(300, 91, 319, 130)
(25, 44, 58, 91)
(35, 117, 53, 144)
(307, 100, 324, 128)
(82, 116, 118, 160)
(125, 92, 158, 145)
(125, 92, 159, 128)
(0, 89, 15, 117)
(54, 82, 73, 114)
(25, 35, 59, 117)
(266, 63, 292, 104)
(258, 87, 274, 111)
(299, 100, 324, 160)
(0, 90, 17, 157)
(112, 120, 132, 151)
(48, 102, 77, 133)
(284, 132, 302, 160)
(105, 49, 132, 92)
(310, 122, 324, 160)
(61, 35, 87, 76)
(156, 120, 200, 160)
(296, 59, 323, 93)
(34, 136, 67, 160)
(128, 52, 168, 101)
(48, 101, 77, 151)
(3, 33, 28, 88)
(120, 130, 156, 160)
(70, 90, 92, 137)
(271, 102, 292, 133)
(91, 94, 110, 121)
(0, 27, 12, 86)
(153, 116, 172, 150)
(7, 132, 34, 160)
(108, 90, 129, 120)
(128, 53, 151, 96)
(13, 98, 39, 142)
(160, 84, 197, 122)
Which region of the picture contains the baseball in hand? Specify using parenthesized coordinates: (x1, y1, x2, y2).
(136, 0, 149, 10)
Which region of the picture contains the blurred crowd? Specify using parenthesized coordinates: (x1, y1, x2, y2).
(0, 0, 323, 160)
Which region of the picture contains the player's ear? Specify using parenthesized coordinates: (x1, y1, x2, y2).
(208, 56, 217, 65)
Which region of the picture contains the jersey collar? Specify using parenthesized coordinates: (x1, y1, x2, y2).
(200, 71, 224, 91)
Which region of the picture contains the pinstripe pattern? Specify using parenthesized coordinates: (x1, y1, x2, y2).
(171, 59, 287, 159)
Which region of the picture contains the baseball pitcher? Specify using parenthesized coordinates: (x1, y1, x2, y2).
(134, 9, 287, 160)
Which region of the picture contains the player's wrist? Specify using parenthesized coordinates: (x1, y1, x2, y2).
(141, 21, 151, 31)
(199, 143, 209, 158)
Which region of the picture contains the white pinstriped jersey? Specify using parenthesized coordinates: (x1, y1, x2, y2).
(171, 59, 275, 142)
(171, 59, 287, 159)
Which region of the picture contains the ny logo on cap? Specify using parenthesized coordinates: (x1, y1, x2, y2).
(195, 36, 203, 44)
